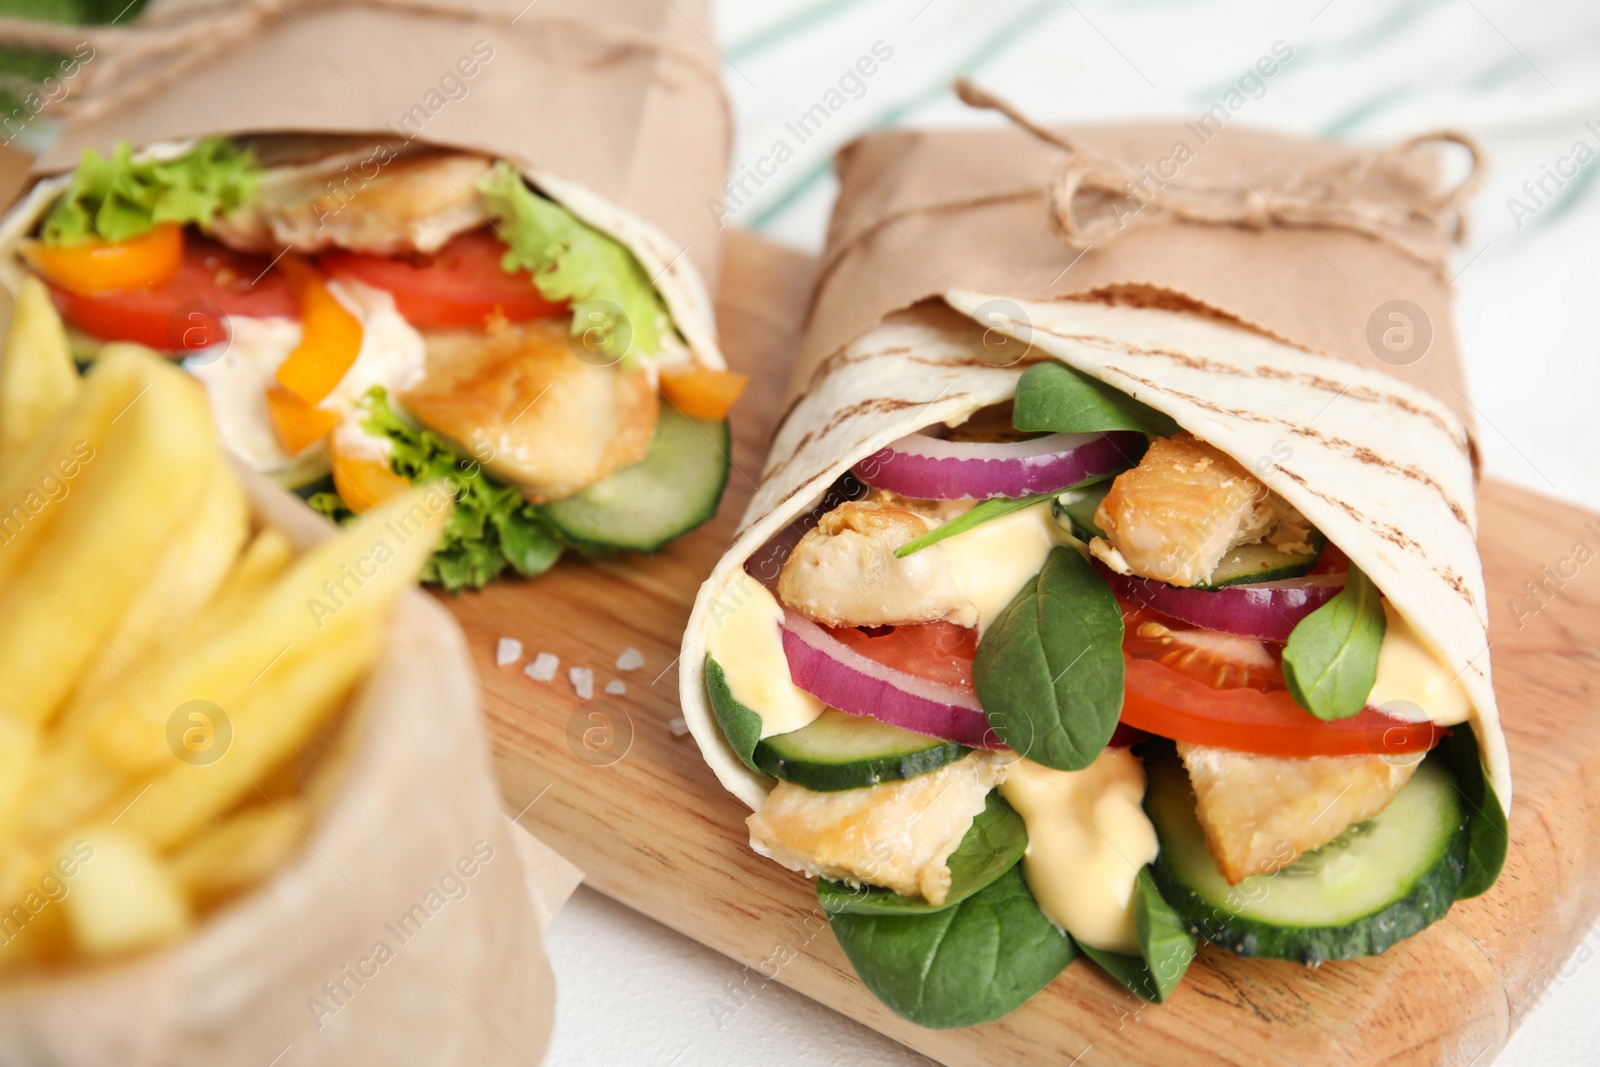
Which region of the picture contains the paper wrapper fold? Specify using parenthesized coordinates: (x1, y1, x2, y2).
(681, 122, 1509, 818)
(796, 123, 1475, 444)
(11, 0, 731, 367)
(0, 473, 570, 1066)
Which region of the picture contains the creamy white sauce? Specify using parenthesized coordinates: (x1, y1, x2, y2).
(186, 316, 301, 472)
(706, 576, 823, 738)
(184, 280, 426, 474)
(999, 749, 1159, 954)
(1367, 602, 1472, 726)
(936, 500, 1075, 635)
(330, 418, 393, 466)
(320, 280, 426, 412)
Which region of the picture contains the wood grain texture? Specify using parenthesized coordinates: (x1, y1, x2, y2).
(438, 231, 1600, 1066)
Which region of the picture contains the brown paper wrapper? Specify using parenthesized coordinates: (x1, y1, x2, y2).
(28, 0, 729, 305)
(0, 474, 564, 1066)
(796, 122, 1475, 448)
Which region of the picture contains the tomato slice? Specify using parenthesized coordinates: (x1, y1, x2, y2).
(50, 234, 296, 353)
(1121, 658, 1442, 757)
(826, 621, 976, 690)
(1118, 600, 1442, 757)
(319, 230, 564, 327)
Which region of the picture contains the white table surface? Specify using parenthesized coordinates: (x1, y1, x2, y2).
(545, 1, 1600, 1063)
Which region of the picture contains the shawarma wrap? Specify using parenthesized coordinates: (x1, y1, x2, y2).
(679, 105, 1509, 1027)
(0, 0, 742, 588)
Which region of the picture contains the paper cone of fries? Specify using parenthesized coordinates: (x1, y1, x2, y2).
(0, 462, 559, 1065)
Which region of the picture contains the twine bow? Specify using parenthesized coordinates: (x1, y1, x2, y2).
(953, 79, 1484, 277)
(0, 0, 723, 127)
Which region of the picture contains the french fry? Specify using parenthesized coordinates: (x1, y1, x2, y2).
(169, 799, 308, 909)
(0, 347, 217, 726)
(0, 718, 38, 852)
(0, 346, 143, 589)
(0, 845, 73, 972)
(213, 525, 295, 609)
(14, 735, 131, 850)
(66, 460, 246, 723)
(165, 524, 294, 648)
(103, 622, 377, 852)
(85, 486, 451, 774)
(66, 460, 248, 718)
(59, 828, 191, 958)
(0, 275, 80, 465)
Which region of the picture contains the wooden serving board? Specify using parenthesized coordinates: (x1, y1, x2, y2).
(440, 232, 1600, 1066)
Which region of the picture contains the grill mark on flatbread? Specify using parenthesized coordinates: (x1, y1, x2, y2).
(1274, 469, 1482, 617)
(1111, 371, 1276, 425)
(763, 393, 971, 484)
(1278, 428, 1473, 529)
(1110, 371, 1472, 531)
(1032, 325, 1468, 451)
(775, 339, 1048, 443)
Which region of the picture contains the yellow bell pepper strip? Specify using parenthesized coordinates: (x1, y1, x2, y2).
(272, 256, 363, 405)
(658, 366, 748, 421)
(264, 383, 338, 455)
(331, 441, 411, 513)
(22, 223, 184, 295)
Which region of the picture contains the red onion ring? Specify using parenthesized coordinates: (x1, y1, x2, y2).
(1098, 561, 1346, 641)
(780, 611, 1001, 749)
(854, 429, 1145, 500)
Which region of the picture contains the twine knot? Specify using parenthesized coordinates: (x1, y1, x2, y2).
(954, 79, 1484, 277)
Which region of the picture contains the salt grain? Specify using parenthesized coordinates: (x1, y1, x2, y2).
(570, 667, 595, 700)
(604, 680, 626, 696)
(615, 647, 645, 672)
(495, 638, 522, 667)
(667, 717, 689, 737)
(524, 653, 559, 682)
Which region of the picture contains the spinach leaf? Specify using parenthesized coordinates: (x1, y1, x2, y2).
(1281, 566, 1386, 721)
(1448, 726, 1508, 899)
(1076, 868, 1196, 1003)
(973, 546, 1125, 770)
(1013, 362, 1179, 437)
(896, 478, 1118, 560)
(828, 864, 1078, 1028)
(704, 656, 766, 776)
(895, 493, 1053, 558)
(819, 791, 1027, 916)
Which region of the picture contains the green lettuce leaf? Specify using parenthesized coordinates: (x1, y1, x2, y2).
(476, 161, 665, 363)
(307, 388, 564, 590)
(40, 136, 260, 246)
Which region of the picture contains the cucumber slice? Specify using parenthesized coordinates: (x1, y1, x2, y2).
(1051, 480, 1322, 587)
(1145, 746, 1468, 964)
(540, 407, 730, 553)
(754, 708, 969, 792)
(1200, 538, 1322, 588)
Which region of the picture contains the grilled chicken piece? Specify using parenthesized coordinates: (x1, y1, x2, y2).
(777, 500, 972, 628)
(865, 488, 977, 523)
(1091, 434, 1315, 587)
(401, 318, 658, 504)
(1176, 742, 1419, 884)
(209, 146, 491, 255)
(747, 751, 1008, 904)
